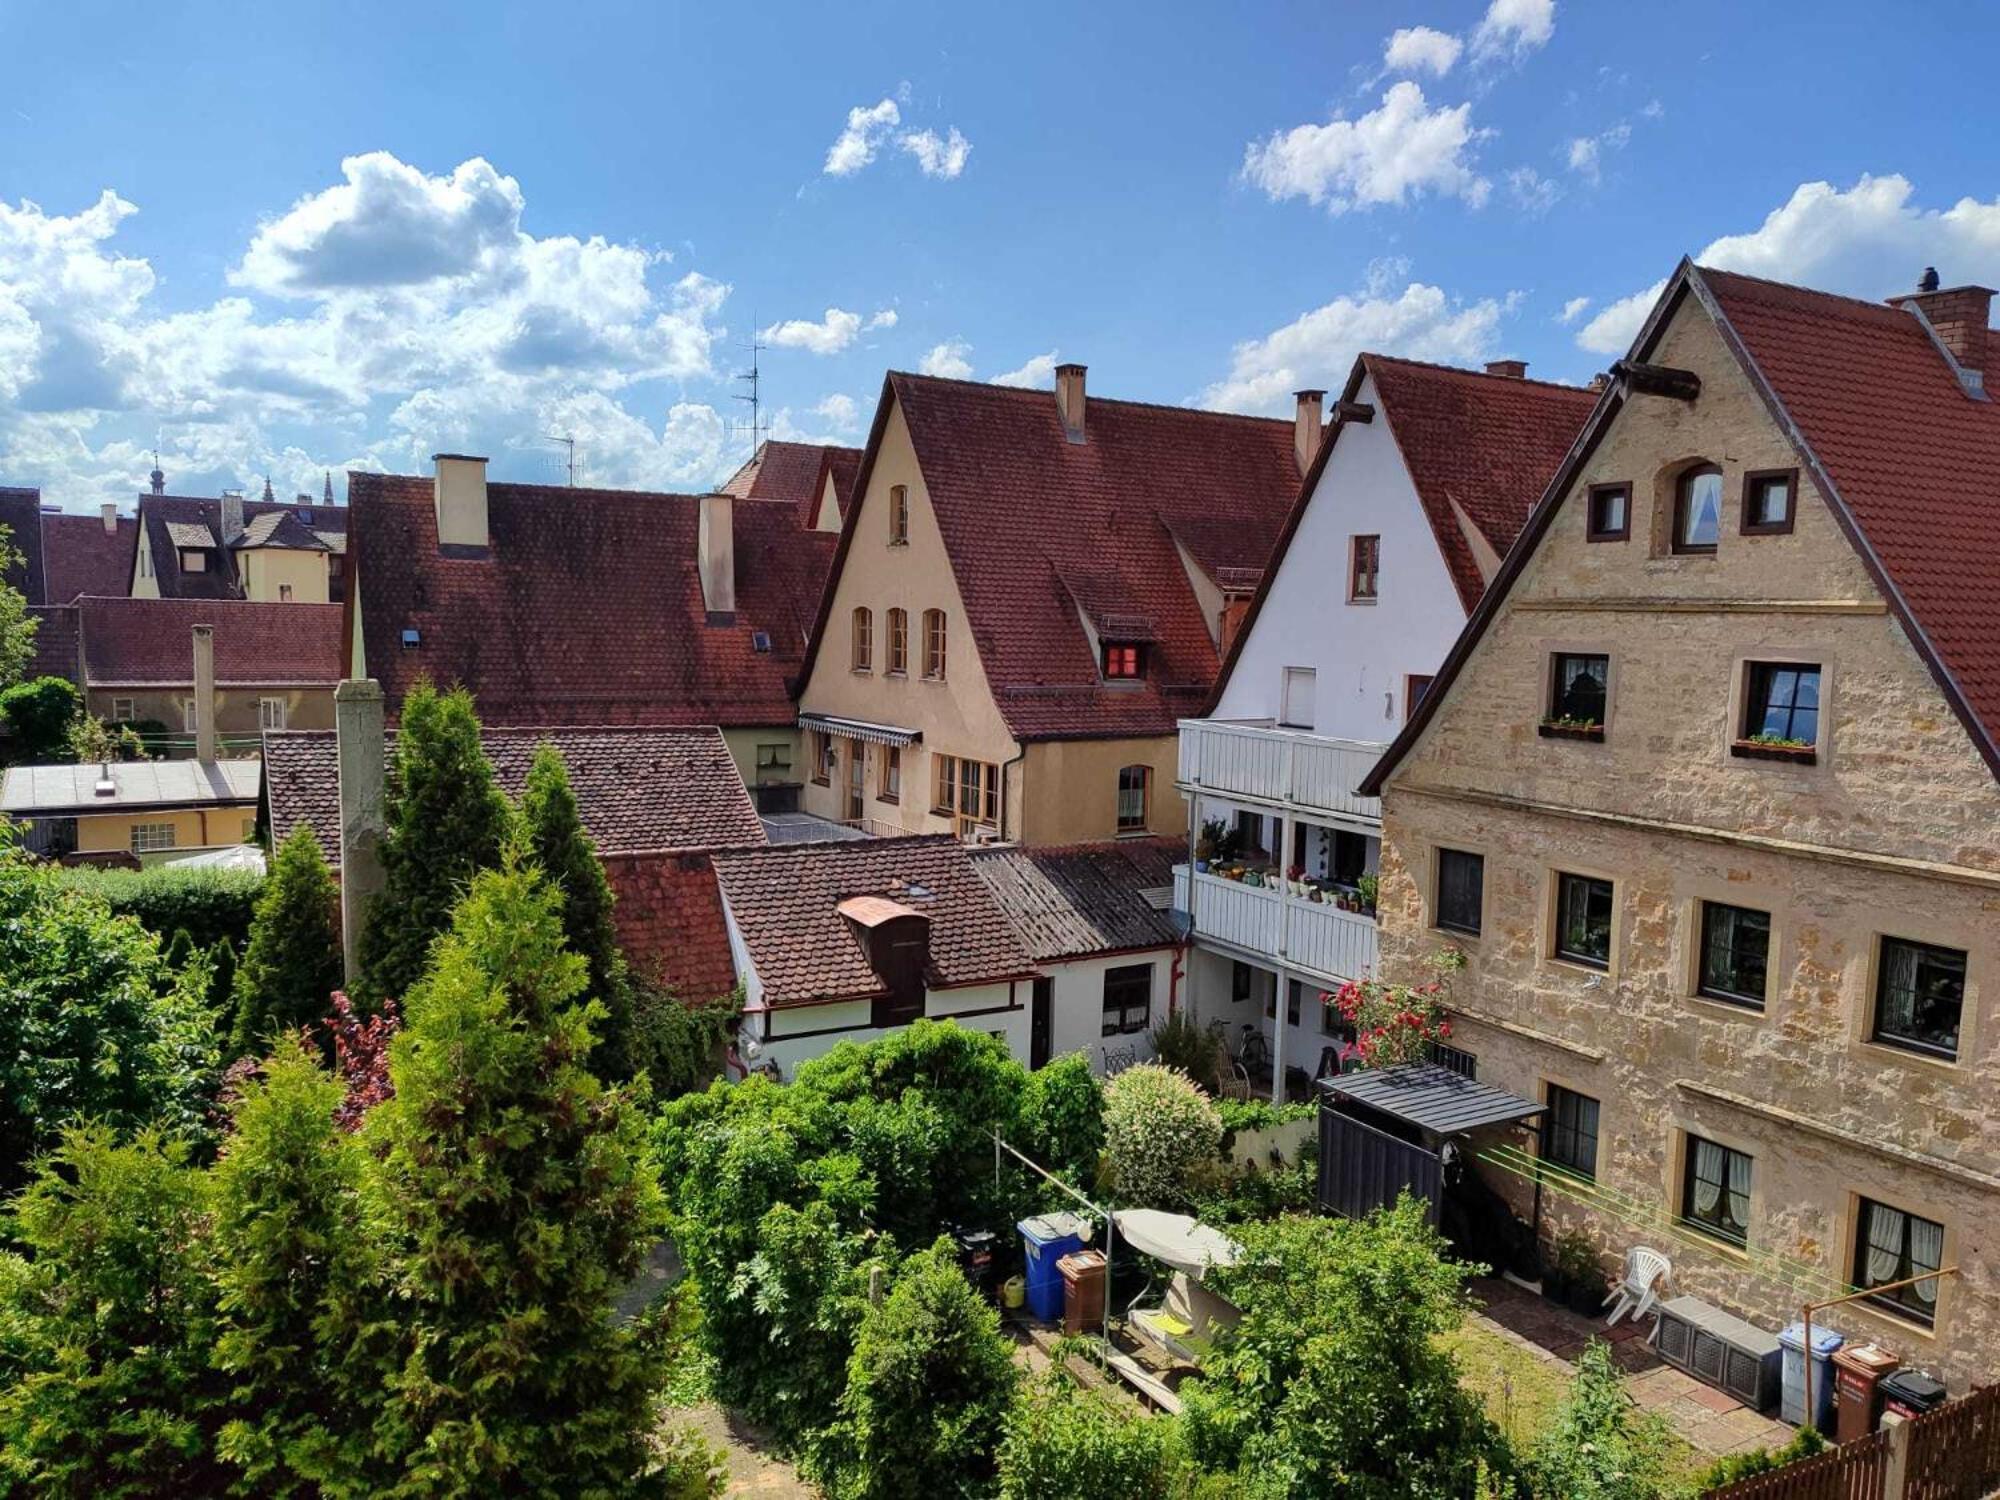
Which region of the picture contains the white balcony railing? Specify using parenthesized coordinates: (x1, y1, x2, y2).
(1173, 864, 1379, 985)
(1176, 719, 1385, 824)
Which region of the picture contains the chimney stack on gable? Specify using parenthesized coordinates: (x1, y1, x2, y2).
(1055, 363, 1087, 443)
(432, 453, 490, 551)
(1897, 268, 1992, 392)
(100, 503, 118, 533)
(1292, 389, 1325, 474)
(191, 624, 216, 764)
(698, 492, 736, 619)
(1484, 359, 1528, 379)
(220, 490, 245, 545)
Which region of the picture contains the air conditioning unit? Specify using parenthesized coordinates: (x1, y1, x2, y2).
(1653, 1295, 1781, 1412)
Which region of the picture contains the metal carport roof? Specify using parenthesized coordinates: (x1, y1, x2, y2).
(1320, 1062, 1544, 1138)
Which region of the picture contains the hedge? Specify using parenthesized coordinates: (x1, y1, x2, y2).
(49, 863, 265, 950)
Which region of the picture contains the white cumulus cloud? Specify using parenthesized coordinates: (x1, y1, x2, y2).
(1508, 167, 1561, 217)
(866, 309, 898, 330)
(990, 351, 1060, 388)
(919, 340, 974, 379)
(812, 393, 863, 432)
(899, 127, 972, 180)
(824, 98, 902, 176)
(1242, 83, 1490, 214)
(1384, 26, 1462, 76)
(1472, 0, 1556, 63)
(761, 307, 865, 355)
(1558, 295, 1592, 324)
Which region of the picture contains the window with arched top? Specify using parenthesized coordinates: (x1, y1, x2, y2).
(922, 609, 947, 680)
(851, 607, 873, 671)
(1673, 464, 1723, 554)
(887, 608, 908, 673)
(1116, 764, 1150, 832)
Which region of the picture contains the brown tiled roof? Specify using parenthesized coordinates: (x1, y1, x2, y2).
(234, 509, 329, 551)
(0, 488, 47, 605)
(971, 838, 1182, 961)
(41, 512, 137, 602)
(262, 724, 765, 863)
(137, 494, 347, 599)
(78, 597, 343, 687)
(24, 605, 82, 687)
(712, 833, 1035, 1008)
(604, 849, 738, 1003)
(720, 440, 863, 527)
(348, 473, 836, 728)
(803, 373, 1300, 742)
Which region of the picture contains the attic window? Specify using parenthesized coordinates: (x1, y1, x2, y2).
(751, 630, 773, 653)
(180, 548, 210, 573)
(401, 627, 421, 649)
(1103, 643, 1144, 680)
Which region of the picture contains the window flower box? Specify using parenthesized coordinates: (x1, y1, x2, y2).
(1731, 736, 1816, 764)
(1538, 718, 1604, 743)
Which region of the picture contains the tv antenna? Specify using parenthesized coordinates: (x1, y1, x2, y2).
(731, 323, 771, 457)
(543, 433, 578, 487)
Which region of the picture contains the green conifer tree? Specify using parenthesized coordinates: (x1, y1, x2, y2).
(356, 680, 511, 1001)
(364, 852, 668, 1493)
(206, 939, 237, 1022)
(230, 825, 342, 1057)
(163, 926, 199, 973)
(517, 743, 632, 1076)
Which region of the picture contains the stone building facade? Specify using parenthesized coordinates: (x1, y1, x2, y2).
(1363, 262, 2000, 1391)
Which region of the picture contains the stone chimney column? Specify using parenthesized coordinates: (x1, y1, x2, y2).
(1293, 389, 1325, 474)
(191, 624, 217, 763)
(698, 492, 736, 618)
(1055, 363, 1087, 443)
(334, 679, 387, 984)
(220, 491, 245, 544)
(100, 503, 118, 533)
(431, 453, 490, 551)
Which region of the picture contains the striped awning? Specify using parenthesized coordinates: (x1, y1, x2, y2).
(798, 712, 922, 748)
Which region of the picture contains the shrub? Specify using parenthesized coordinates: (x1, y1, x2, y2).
(1527, 1339, 1680, 1499)
(1102, 1063, 1224, 1207)
(1692, 1422, 1826, 1491)
(319, 990, 399, 1130)
(999, 1369, 1190, 1500)
(0, 524, 33, 689)
(1326, 947, 1466, 1069)
(229, 824, 341, 1058)
(48, 860, 264, 949)
(1150, 1011, 1226, 1095)
(66, 713, 147, 763)
(809, 1237, 1019, 1500)
(1, 675, 78, 760)
(1017, 1052, 1105, 1190)
(630, 980, 739, 1098)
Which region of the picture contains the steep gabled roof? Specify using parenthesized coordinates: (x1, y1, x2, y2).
(971, 838, 1182, 961)
(137, 494, 347, 599)
(721, 439, 863, 527)
(1362, 259, 2000, 793)
(348, 473, 835, 728)
(712, 833, 1035, 1008)
(41, 512, 137, 602)
(0, 487, 47, 605)
(802, 373, 1301, 742)
(604, 849, 739, 1003)
(78, 597, 343, 687)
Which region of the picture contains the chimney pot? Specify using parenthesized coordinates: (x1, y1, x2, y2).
(1054, 363, 1087, 443)
(100, 502, 118, 533)
(1484, 359, 1529, 379)
(431, 453, 490, 551)
(1292, 389, 1325, 475)
(1920, 266, 1941, 292)
(698, 492, 736, 618)
(1588, 372, 1610, 393)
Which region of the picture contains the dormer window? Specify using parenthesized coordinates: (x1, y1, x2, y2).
(1103, 643, 1143, 679)
(751, 630, 772, 653)
(180, 548, 210, 573)
(1673, 464, 1723, 554)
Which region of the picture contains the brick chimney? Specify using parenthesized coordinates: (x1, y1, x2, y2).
(100, 503, 118, 533)
(1054, 363, 1087, 444)
(432, 453, 490, 551)
(333, 679, 386, 983)
(1293, 389, 1325, 474)
(191, 624, 216, 763)
(1484, 359, 1528, 379)
(1898, 268, 1992, 387)
(698, 492, 736, 619)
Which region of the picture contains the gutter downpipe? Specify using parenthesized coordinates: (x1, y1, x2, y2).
(1001, 741, 1029, 843)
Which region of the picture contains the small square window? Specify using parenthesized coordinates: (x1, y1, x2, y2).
(1547, 652, 1609, 729)
(278, 583, 294, 602)
(258, 696, 288, 731)
(1586, 483, 1631, 541)
(110, 697, 135, 722)
(1741, 468, 1797, 535)
(1103, 643, 1143, 679)
(1554, 871, 1613, 969)
(1102, 963, 1152, 1036)
(179, 547, 210, 573)
(751, 630, 773, 653)
(1404, 674, 1434, 721)
(1435, 848, 1483, 936)
(1740, 661, 1820, 749)
(1542, 1085, 1600, 1179)
(755, 742, 792, 773)
(1873, 936, 1966, 1060)
(1682, 1134, 1752, 1246)
(1698, 901, 1769, 1009)
(1348, 535, 1380, 601)
(401, 627, 421, 649)
(1854, 1199, 1944, 1326)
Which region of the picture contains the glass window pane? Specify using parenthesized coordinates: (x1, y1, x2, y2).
(1681, 470, 1722, 547)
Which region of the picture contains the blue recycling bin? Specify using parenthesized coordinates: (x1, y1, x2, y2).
(1779, 1322, 1844, 1432)
(1018, 1213, 1087, 1322)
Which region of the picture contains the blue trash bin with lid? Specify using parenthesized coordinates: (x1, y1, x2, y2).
(1779, 1322, 1844, 1432)
(1018, 1213, 1087, 1322)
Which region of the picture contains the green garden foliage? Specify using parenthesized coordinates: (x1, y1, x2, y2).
(229, 824, 342, 1058)
(999, 1367, 1193, 1500)
(209, 1037, 387, 1498)
(356, 679, 511, 1001)
(49, 860, 264, 949)
(518, 742, 633, 1075)
(0, 833, 220, 1191)
(807, 1237, 1019, 1500)
(629, 980, 739, 1098)
(0, 675, 77, 760)
(1015, 1051, 1105, 1191)
(66, 714, 148, 764)
(363, 853, 670, 1494)
(1101, 1063, 1224, 1208)
(0, 525, 34, 690)
(1180, 1199, 1507, 1499)
(1526, 1339, 1681, 1499)
(163, 925, 200, 973)
(1692, 1422, 1825, 1492)
(205, 938, 236, 1019)
(1148, 1011, 1227, 1095)
(0, 1127, 229, 1499)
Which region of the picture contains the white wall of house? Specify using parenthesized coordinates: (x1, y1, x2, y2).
(752, 979, 1028, 1079)
(1183, 946, 1350, 1088)
(1210, 371, 1470, 742)
(1042, 949, 1176, 1073)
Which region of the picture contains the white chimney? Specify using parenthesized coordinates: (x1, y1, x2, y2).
(1055, 363, 1087, 443)
(698, 492, 736, 617)
(1293, 389, 1325, 475)
(192, 624, 217, 764)
(220, 491, 245, 544)
(432, 453, 490, 550)
(100, 502, 118, 533)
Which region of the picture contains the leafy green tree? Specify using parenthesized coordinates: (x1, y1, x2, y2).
(357, 679, 511, 1001)
(364, 852, 668, 1494)
(1, 675, 76, 760)
(517, 743, 632, 1075)
(229, 824, 342, 1058)
(808, 1237, 1019, 1500)
(0, 1126, 228, 1499)
(1101, 1063, 1222, 1208)
(0, 829, 219, 1190)
(164, 926, 200, 973)
(0, 523, 35, 689)
(66, 713, 148, 764)
(1180, 1199, 1504, 1499)
(999, 1369, 1192, 1500)
(1527, 1340, 1677, 1500)
(1016, 1052, 1105, 1191)
(209, 1036, 388, 1498)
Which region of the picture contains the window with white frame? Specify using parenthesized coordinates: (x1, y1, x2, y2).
(1101, 963, 1153, 1036)
(110, 697, 135, 722)
(259, 697, 288, 730)
(131, 822, 178, 852)
(182, 698, 199, 733)
(1279, 666, 1316, 729)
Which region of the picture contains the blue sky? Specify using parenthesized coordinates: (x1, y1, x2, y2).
(5, 0, 2000, 508)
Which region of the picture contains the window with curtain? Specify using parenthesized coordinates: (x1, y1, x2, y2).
(1854, 1199, 1944, 1325)
(1542, 1085, 1600, 1179)
(1682, 1134, 1752, 1246)
(887, 608, 908, 673)
(850, 607, 873, 671)
(1115, 765, 1149, 831)
(1101, 964, 1153, 1036)
(1699, 901, 1770, 1008)
(922, 609, 947, 680)
(1549, 652, 1610, 726)
(1873, 936, 1966, 1059)
(1674, 464, 1723, 553)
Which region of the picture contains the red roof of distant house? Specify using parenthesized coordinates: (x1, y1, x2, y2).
(604, 849, 739, 1003)
(41, 512, 137, 603)
(76, 597, 343, 687)
(0, 488, 46, 605)
(803, 373, 1301, 742)
(137, 494, 346, 600)
(721, 439, 862, 528)
(262, 724, 765, 863)
(712, 833, 1034, 1008)
(24, 604, 81, 686)
(348, 473, 836, 728)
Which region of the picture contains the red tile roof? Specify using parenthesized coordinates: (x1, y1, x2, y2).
(721, 440, 862, 527)
(262, 724, 765, 864)
(136, 494, 346, 600)
(41, 513, 137, 603)
(0, 488, 47, 605)
(711, 833, 1035, 1008)
(78, 597, 343, 687)
(604, 849, 739, 1003)
(1363, 356, 1598, 612)
(24, 604, 81, 687)
(970, 837, 1182, 961)
(804, 373, 1301, 741)
(348, 473, 836, 728)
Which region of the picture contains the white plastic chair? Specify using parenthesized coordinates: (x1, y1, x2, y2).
(1603, 1247, 1671, 1325)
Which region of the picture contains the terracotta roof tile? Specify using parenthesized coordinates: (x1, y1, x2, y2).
(349, 473, 836, 727)
(720, 439, 862, 527)
(712, 833, 1034, 1007)
(137, 494, 347, 600)
(24, 605, 81, 687)
(78, 597, 343, 687)
(971, 838, 1182, 961)
(604, 849, 739, 1002)
(0, 488, 47, 605)
(40, 512, 136, 602)
(263, 724, 764, 863)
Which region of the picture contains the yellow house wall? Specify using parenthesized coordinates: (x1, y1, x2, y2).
(722, 726, 802, 792)
(1376, 293, 2000, 1390)
(74, 805, 257, 852)
(1021, 735, 1188, 844)
(240, 548, 330, 603)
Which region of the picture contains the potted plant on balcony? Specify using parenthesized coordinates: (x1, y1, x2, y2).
(1286, 864, 1307, 897)
(1538, 714, 1604, 742)
(1731, 732, 1816, 764)
(1357, 874, 1379, 917)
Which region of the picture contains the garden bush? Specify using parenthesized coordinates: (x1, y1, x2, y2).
(1, 675, 78, 761)
(1017, 1051, 1105, 1190)
(228, 824, 341, 1058)
(999, 1366, 1193, 1500)
(1149, 1011, 1227, 1095)
(50, 860, 263, 949)
(1527, 1339, 1681, 1499)
(1101, 1063, 1223, 1207)
(1692, 1421, 1825, 1491)
(629, 980, 740, 1098)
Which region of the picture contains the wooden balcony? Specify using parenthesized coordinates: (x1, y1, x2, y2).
(1172, 864, 1379, 985)
(1176, 719, 1385, 825)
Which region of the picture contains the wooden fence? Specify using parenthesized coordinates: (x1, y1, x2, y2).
(1705, 1385, 2000, 1500)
